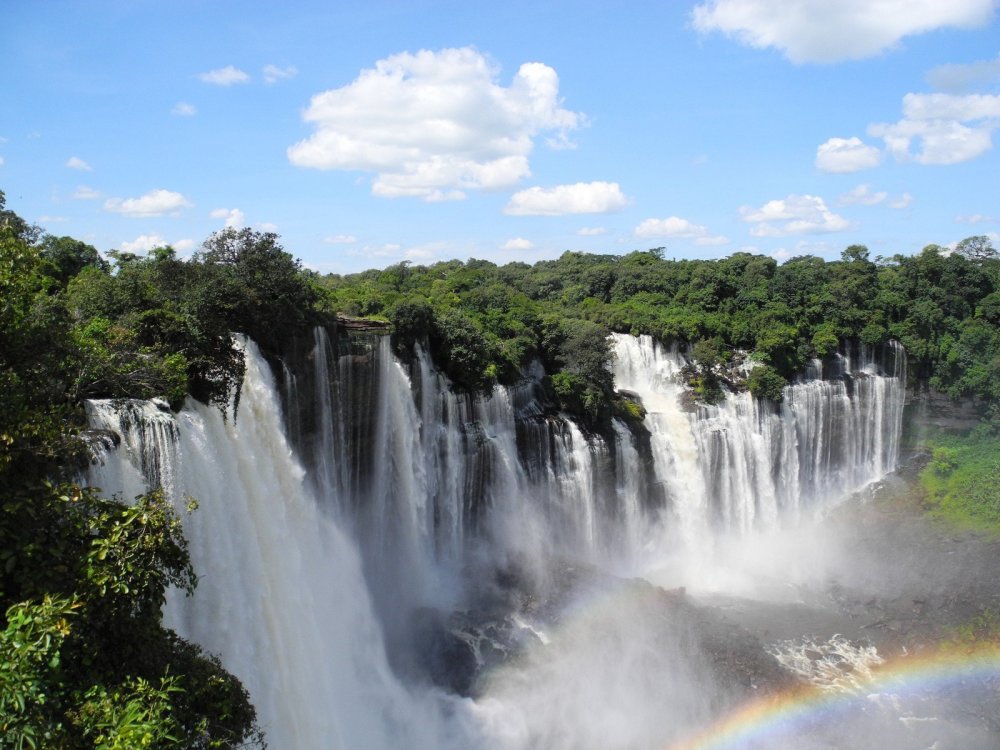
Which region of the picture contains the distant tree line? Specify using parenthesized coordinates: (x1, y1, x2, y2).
(323, 238, 999, 424)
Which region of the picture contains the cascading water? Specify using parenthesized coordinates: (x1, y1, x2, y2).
(86, 328, 910, 749)
(87, 339, 470, 750)
(612, 334, 906, 534)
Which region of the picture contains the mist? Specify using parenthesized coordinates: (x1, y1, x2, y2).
(84, 330, 998, 749)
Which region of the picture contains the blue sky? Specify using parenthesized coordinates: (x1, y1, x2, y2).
(2, 0, 999, 273)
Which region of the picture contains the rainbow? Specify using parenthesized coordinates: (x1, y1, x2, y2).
(666, 646, 1000, 750)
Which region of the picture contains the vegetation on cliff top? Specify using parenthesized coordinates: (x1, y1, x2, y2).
(323, 238, 1000, 425)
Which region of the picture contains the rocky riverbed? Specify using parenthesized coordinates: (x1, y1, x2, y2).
(414, 454, 1000, 746)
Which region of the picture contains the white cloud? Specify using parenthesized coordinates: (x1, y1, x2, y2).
(634, 216, 728, 245)
(869, 92, 1000, 164)
(198, 65, 250, 86)
(839, 184, 913, 209)
(72, 186, 101, 200)
(120, 234, 167, 253)
(691, 0, 996, 64)
(37, 215, 68, 223)
(839, 183, 887, 205)
(210, 207, 245, 228)
(258, 222, 279, 232)
(501, 237, 534, 251)
(324, 234, 358, 244)
(577, 226, 607, 236)
(288, 47, 583, 200)
(926, 54, 1000, 93)
(741, 194, 851, 236)
(172, 102, 197, 116)
(695, 234, 731, 246)
(404, 247, 435, 260)
(644, 217, 705, 237)
(104, 189, 192, 217)
(173, 239, 197, 254)
(504, 182, 627, 216)
(0, 156, 4, 166)
(889, 192, 913, 209)
(66, 156, 92, 171)
(899, 92, 1000, 121)
(263, 64, 298, 84)
(956, 213, 997, 223)
(815, 136, 882, 173)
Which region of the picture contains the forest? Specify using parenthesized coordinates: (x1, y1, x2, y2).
(2, 184, 999, 747)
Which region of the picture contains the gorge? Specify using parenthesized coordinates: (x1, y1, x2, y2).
(81, 325, 990, 750)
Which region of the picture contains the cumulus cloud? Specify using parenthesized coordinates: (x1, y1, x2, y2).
(504, 182, 627, 216)
(210, 207, 245, 228)
(172, 102, 197, 116)
(66, 156, 92, 171)
(105, 189, 192, 217)
(288, 47, 583, 200)
(263, 64, 298, 84)
(869, 92, 1000, 164)
(198, 65, 250, 86)
(815, 136, 882, 173)
(926, 54, 1000, 93)
(72, 186, 101, 200)
(173, 238, 197, 254)
(404, 247, 436, 260)
(120, 234, 167, 253)
(577, 226, 607, 236)
(839, 184, 913, 209)
(634, 216, 728, 245)
(839, 183, 887, 205)
(501, 237, 534, 251)
(691, 0, 996, 64)
(740, 194, 851, 236)
(324, 234, 358, 244)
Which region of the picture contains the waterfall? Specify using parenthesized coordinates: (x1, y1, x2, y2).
(85, 329, 909, 749)
(87, 339, 468, 750)
(611, 334, 906, 536)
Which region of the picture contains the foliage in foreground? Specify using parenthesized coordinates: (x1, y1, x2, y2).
(2, 197, 266, 748)
(921, 425, 1000, 532)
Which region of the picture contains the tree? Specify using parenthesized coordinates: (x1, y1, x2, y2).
(198, 227, 318, 353)
(746, 364, 787, 402)
(0, 189, 42, 244)
(956, 235, 998, 264)
(39, 234, 109, 285)
(1, 214, 263, 750)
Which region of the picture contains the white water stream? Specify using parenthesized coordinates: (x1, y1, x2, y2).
(87, 331, 909, 749)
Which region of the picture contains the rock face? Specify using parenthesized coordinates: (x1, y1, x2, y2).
(904, 386, 985, 434)
(414, 562, 795, 701)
